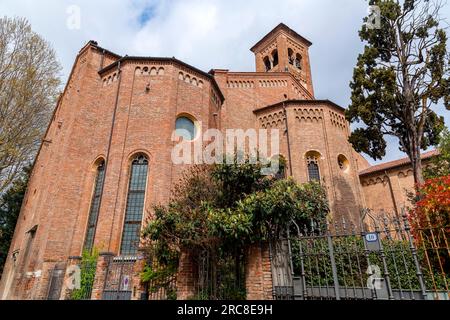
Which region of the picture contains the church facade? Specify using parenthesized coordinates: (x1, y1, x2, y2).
(0, 23, 426, 300)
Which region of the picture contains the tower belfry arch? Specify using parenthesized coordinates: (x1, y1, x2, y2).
(250, 23, 314, 97)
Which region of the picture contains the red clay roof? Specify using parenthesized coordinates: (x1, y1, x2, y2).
(250, 23, 313, 52)
(359, 150, 439, 176)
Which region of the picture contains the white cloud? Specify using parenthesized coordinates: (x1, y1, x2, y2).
(1, 0, 448, 165)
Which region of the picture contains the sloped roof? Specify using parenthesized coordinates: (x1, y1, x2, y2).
(359, 150, 439, 176)
(253, 99, 345, 114)
(250, 23, 313, 52)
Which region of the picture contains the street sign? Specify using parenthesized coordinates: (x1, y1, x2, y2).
(364, 232, 381, 251)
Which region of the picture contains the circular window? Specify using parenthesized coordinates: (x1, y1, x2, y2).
(337, 154, 350, 172)
(175, 116, 197, 141)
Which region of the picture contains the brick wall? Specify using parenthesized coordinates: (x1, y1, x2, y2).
(245, 243, 273, 300)
(360, 163, 430, 215)
(0, 24, 405, 300)
(176, 249, 198, 300)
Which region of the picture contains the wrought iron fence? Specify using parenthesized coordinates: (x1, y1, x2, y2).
(47, 265, 66, 300)
(270, 210, 450, 300)
(195, 247, 246, 300)
(146, 264, 177, 300)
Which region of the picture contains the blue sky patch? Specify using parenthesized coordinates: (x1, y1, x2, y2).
(138, 5, 155, 25)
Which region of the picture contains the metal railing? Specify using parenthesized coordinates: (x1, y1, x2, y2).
(270, 210, 450, 300)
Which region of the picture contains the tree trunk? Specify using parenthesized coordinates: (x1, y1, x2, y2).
(410, 143, 425, 188)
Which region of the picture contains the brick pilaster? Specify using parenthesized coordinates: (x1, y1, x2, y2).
(91, 252, 113, 300)
(131, 250, 146, 300)
(245, 243, 273, 300)
(176, 249, 197, 300)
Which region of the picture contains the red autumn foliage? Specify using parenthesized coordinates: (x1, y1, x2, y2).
(409, 175, 450, 248)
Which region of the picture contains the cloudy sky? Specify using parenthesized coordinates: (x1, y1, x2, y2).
(1, 0, 449, 165)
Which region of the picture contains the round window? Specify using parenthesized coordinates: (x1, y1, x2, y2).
(175, 116, 197, 141)
(337, 154, 350, 172)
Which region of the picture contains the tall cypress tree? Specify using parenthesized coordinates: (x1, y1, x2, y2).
(346, 0, 450, 186)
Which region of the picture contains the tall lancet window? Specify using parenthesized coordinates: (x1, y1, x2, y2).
(306, 152, 321, 182)
(84, 160, 106, 252)
(120, 155, 149, 256)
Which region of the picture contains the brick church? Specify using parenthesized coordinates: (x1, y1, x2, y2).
(0, 23, 431, 300)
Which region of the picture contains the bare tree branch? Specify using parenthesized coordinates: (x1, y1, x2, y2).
(0, 17, 61, 193)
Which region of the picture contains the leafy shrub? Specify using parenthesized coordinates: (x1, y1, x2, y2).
(409, 175, 450, 289)
(70, 249, 98, 300)
(141, 158, 329, 299)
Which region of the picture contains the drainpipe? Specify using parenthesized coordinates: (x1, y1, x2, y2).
(282, 101, 293, 177)
(91, 61, 122, 253)
(384, 170, 400, 219)
(100, 49, 106, 70)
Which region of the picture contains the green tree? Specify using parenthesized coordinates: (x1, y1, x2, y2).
(424, 127, 450, 178)
(141, 158, 329, 299)
(0, 166, 30, 276)
(346, 0, 450, 186)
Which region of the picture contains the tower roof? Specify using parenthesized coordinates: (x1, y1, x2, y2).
(250, 23, 313, 53)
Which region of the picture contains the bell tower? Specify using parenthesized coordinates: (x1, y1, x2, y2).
(251, 23, 314, 97)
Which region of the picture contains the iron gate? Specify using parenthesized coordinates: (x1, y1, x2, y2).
(47, 265, 66, 300)
(102, 256, 136, 300)
(195, 248, 246, 300)
(270, 210, 450, 300)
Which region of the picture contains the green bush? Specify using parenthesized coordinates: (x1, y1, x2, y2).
(70, 249, 98, 300)
(142, 158, 330, 299)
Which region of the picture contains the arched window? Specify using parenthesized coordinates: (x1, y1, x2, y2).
(306, 152, 321, 182)
(84, 160, 106, 252)
(295, 53, 302, 69)
(175, 115, 197, 141)
(263, 56, 271, 71)
(272, 49, 279, 67)
(288, 48, 294, 65)
(120, 155, 149, 256)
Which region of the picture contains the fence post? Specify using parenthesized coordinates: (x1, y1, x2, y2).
(402, 211, 427, 300)
(370, 218, 394, 300)
(326, 223, 340, 300)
